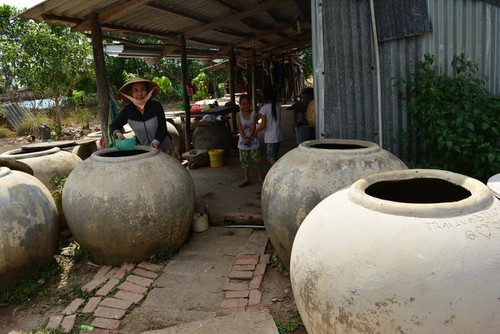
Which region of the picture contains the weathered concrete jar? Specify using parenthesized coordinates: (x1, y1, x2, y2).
(290, 169, 500, 334)
(192, 123, 232, 156)
(0, 167, 58, 292)
(1, 147, 82, 228)
(0, 147, 82, 191)
(62, 146, 195, 265)
(261, 139, 407, 270)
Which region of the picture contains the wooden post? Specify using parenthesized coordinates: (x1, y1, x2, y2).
(90, 12, 110, 148)
(229, 44, 237, 131)
(251, 51, 257, 113)
(180, 33, 192, 151)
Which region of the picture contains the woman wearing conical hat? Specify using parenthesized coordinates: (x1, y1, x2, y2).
(110, 77, 172, 152)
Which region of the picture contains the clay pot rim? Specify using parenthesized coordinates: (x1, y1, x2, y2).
(349, 169, 494, 218)
(91, 145, 159, 162)
(0, 146, 60, 159)
(299, 139, 380, 155)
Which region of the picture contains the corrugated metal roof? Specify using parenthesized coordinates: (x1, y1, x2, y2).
(20, 0, 312, 62)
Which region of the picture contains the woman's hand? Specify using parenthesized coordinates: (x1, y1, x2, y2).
(150, 143, 160, 150)
(115, 132, 125, 139)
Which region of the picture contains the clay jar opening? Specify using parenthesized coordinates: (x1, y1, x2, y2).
(310, 143, 366, 150)
(100, 149, 148, 158)
(366, 178, 471, 204)
(350, 169, 494, 218)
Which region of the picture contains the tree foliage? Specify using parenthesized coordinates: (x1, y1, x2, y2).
(0, 5, 94, 129)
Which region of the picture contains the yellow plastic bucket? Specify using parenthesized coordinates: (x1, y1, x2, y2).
(208, 149, 224, 168)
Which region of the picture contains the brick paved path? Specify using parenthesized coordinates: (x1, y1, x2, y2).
(46, 227, 271, 333)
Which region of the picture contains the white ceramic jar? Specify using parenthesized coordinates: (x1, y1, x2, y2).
(262, 139, 407, 270)
(0, 167, 58, 291)
(62, 146, 195, 265)
(290, 169, 500, 333)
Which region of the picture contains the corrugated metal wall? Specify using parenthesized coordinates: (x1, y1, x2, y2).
(314, 0, 499, 157)
(422, 0, 500, 94)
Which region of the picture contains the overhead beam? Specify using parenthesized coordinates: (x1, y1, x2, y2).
(72, 0, 151, 32)
(183, 0, 289, 39)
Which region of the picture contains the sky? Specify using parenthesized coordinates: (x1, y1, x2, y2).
(0, 0, 44, 10)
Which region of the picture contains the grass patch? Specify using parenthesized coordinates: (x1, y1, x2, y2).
(0, 261, 62, 305)
(17, 113, 53, 136)
(274, 309, 304, 334)
(275, 308, 304, 334)
(0, 126, 14, 138)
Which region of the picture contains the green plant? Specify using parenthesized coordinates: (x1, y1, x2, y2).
(269, 252, 286, 274)
(50, 174, 66, 202)
(0, 126, 14, 138)
(397, 53, 500, 182)
(0, 261, 61, 305)
(275, 308, 304, 334)
(149, 244, 174, 264)
(17, 113, 52, 136)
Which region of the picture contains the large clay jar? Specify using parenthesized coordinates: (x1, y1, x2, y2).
(0, 167, 58, 292)
(0, 147, 82, 228)
(192, 123, 232, 156)
(290, 169, 500, 334)
(261, 139, 407, 270)
(62, 146, 195, 265)
(0, 147, 82, 191)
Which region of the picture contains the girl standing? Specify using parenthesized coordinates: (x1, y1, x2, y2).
(236, 94, 264, 187)
(257, 85, 284, 166)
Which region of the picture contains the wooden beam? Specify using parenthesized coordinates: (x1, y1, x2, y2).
(19, 0, 67, 20)
(72, 0, 151, 32)
(90, 12, 110, 148)
(184, 0, 290, 39)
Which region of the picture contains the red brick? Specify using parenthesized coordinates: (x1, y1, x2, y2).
(82, 296, 102, 313)
(232, 264, 256, 271)
(91, 317, 121, 330)
(46, 315, 63, 329)
(248, 289, 262, 306)
(259, 254, 271, 264)
(236, 254, 260, 260)
(138, 261, 164, 272)
(94, 266, 112, 279)
(114, 290, 144, 303)
(96, 278, 120, 296)
(63, 298, 85, 315)
(254, 262, 267, 276)
(229, 270, 253, 280)
(249, 275, 263, 290)
(94, 306, 126, 320)
(222, 282, 249, 291)
(117, 281, 148, 294)
(83, 276, 108, 292)
(225, 290, 249, 298)
(104, 268, 119, 278)
(99, 297, 134, 310)
(113, 263, 134, 279)
(126, 274, 154, 287)
(60, 314, 76, 333)
(234, 258, 259, 265)
(132, 267, 158, 279)
(220, 298, 248, 309)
